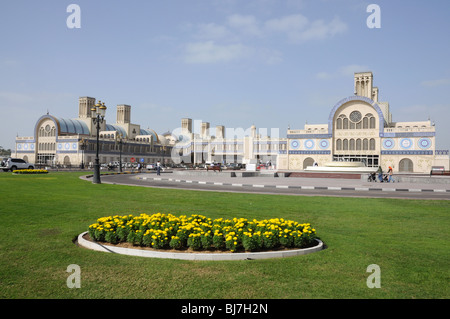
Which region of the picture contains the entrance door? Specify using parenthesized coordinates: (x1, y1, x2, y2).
(399, 158, 413, 172)
(303, 157, 315, 169)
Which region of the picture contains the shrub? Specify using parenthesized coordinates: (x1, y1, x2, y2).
(13, 169, 48, 174)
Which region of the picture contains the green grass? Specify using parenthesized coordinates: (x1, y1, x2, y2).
(0, 172, 448, 299)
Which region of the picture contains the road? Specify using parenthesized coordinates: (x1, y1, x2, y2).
(95, 171, 450, 200)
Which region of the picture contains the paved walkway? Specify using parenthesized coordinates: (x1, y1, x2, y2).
(140, 171, 450, 191)
(95, 170, 450, 200)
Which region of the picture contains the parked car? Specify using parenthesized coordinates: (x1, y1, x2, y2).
(1, 157, 35, 172)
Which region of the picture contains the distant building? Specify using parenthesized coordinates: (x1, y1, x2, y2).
(14, 72, 449, 173)
(15, 97, 172, 167)
(277, 72, 449, 173)
(172, 118, 287, 165)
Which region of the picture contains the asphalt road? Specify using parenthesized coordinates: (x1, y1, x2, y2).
(96, 172, 450, 200)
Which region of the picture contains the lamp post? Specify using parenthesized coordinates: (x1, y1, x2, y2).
(91, 101, 107, 184)
(115, 133, 125, 173)
(79, 138, 88, 169)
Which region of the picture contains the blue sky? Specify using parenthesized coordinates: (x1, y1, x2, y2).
(1, 0, 449, 150)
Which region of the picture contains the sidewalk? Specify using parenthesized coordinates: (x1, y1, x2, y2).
(137, 170, 450, 193)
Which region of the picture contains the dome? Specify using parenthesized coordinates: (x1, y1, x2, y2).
(105, 124, 127, 138)
(35, 115, 90, 136)
(139, 128, 159, 143)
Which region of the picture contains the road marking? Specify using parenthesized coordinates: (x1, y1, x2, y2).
(328, 187, 342, 190)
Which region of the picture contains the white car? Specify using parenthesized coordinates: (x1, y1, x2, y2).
(1, 158, 35, 172)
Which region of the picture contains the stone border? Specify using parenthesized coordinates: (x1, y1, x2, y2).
(77, 232, 323, 261)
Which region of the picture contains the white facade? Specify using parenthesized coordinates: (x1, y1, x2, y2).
(277, 72, 449, 173)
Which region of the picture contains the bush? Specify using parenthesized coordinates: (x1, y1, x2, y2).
(13, 169, 48, 174)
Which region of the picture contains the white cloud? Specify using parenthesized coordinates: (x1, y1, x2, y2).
(421, 78, 450, 87)
(226, 14, 262, 37)
(265, 14, 347, 43)
(299, 17, 348, 42)
(184, 41, 251, 64)
(265, 14, 309, 33)
(183, 12, 347, 64)
(316, 64, 370, 80)
(195, 23, 233, 40)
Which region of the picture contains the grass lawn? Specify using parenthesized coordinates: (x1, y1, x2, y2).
(0, 171, 448, 299)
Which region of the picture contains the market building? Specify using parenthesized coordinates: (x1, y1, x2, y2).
(13, 71, 449, 173)
(14, 97, 172, 168)
(277, 72, 449, 173)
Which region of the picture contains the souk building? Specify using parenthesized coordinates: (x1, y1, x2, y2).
(172, 118, 287, 165)
(14, 97, 173, 167)
(13, 71, 450, 173)
(276, 72, 450, 173)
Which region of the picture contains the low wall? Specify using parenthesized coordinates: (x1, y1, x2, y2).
(172, 170, 261, 177)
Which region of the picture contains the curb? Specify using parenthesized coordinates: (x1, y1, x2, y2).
(138, 176, 450, 193)
(77, 232, 324, 261)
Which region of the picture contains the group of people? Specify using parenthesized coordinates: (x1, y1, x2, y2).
(375, 166, 395, 183)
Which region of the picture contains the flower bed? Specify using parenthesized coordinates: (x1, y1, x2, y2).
(13, 169, 49, 174)
(88, 213, 317, 253)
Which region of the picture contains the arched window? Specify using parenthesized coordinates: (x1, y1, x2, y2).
(350, 139, 355, 150)
(370, 138, 376, 150)
(336, 139, 342, 150)
(363, 139, 369, 150)
(363, 117, 369, 129)
(343, 139, 349, 150)
(356, 139, 362, 150)
(370, 117, 376, 129)
(343, 118, 349, 130)
(336, 118, 342, 130)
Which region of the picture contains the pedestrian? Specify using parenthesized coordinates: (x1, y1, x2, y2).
(388, 166, 395, 183)
(377, 166, 383, 182)
(156, 160, 161, 175)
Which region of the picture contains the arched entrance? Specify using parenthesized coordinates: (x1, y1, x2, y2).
(63, 156, 71, 167)
(303, 157, 315, 169)
(399, 158, 413, 172)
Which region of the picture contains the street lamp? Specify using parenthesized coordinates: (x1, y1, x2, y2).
(115, 133, 126, 173)
(91, 101, 107, 184)
(79, 138, 88, 169)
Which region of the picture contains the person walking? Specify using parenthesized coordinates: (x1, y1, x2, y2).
(377, 166, 383, 182)
(388, 166, 395, 183)
(156, 160, 161, 176)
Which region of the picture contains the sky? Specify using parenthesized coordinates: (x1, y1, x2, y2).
(1, 0, 450, 151)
